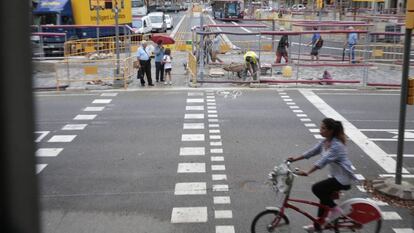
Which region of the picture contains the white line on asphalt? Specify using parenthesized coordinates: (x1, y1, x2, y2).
(188, 92, 204, 96)
(208, 106, 217, 109)
(209, 124, 220, 128)
(212, 165, 226, 171)
(281, 95, 290, 98)
(289, 106, 299, 109)
(314, 135, 324, 139)
(211, 148, 224, 153)
(36, 148, 63, 157)
(186, 105, 204, 110)
(100, 93, 118, 97)
(207, 99, 216, 102)
(359, 129, 414, 132)
(183, 123, 205, 129)
(300, 118, 312, 122)
(283, 99, 293, 102)
(300, 90, 409, 174)
(208, 114, 218, 118)
(213, 184, 229, 192)
(74, 114, 96, 120)
(293, 110, 304, 113)
(209, 119, 219, 122)
(174, 182, 207, 195)
(214, 196, 231, 204)
(215, 210, 233, 219)
(48, 135, 77, 142)
(379, 174, 414, 178)
(393, 229, 414, 233)
(207, 96, 215, 99)
(177, 163, 206, 173)
(354, 174, 365, 181)
(318, 93, 400, 96)
(297, 114, 308, 117)
(388, 154, 414, 158)
(231, 21, 251, 33)
(171, 207, 208, 223)
(181, 134, 205, 141)
(216, 225, 235, 233)
(180, 147, 205, 156)
(286, 102, 296, 105)
(84, 106, 105, 111)
(207, 102, 217, 106)
(208, 110, 218, 114)
(211, 156, 225, 162)
(35, 131, 50, 142)
(212, 174, 228, 181)
(187, 98, 204, 103)
(211, 141, 223, 146)
(356, 185, 367, 192)
(36, 164, 47, 174)
(381, 211, 402, 220)
(210, 135, 221, 140)
(207, 15, 236, 49)
(92, 99, 112, 104)
(305, 123, 317, 127)
(209, 129, 221, 133)
(309, 128, 320, 133)
(369, 138, 414, 142)
(170, 14, 186, 38)
(184, 114, 205, 119)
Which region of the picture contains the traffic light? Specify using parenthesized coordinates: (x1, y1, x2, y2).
(408, 78, 414, 105)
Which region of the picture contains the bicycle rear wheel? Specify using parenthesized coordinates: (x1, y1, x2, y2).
(251, 209, 290, 233)
(333, 217, 382, 233)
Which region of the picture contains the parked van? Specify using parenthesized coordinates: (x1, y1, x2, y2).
(148, 12, 167, 33)
(132, 16, 152, 34)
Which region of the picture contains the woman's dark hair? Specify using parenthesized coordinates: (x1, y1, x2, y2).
(322, 118, 346, 144)
(165, 48, 171, 55)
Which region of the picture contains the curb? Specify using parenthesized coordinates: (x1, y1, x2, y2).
(371, 178, 414, 200)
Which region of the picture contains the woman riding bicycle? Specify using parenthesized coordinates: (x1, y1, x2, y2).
(287, 118, 357, 233)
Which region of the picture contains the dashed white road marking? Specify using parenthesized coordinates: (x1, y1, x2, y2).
(211, 156, 225, 162)
(388, 154, 414, 158)
(181, 134, 205, 141)
(211, 141, 223, 146)
(48, 135, 77, 142)
(210, 135, 221, 140)
(100, 93, 118, 97)
(174, 182, 207, 195)
(183, 123, 204, 129)
(286, 102, 296, 105)
(211, 148, 223, 153)
(187, 98, 204, 103)
(213, 184, 229, 192)
(208, 114, 218, 118)
(379, 174, 414, 178)
(74, 114, 96, 120)
(35, 131, 50, 142)
(297, 114, 308, 117)
(207, 96, 216, 99)
(209, 124, 220, 128)
(180, 147, 205, 156)
(207, 99, 216, 102)
(289, 106, 299, 109)
(177, 163, 206, 173)
(301, 90, 409, 174)
(214, 196, 231, 204)
(293, 110, 304, 113)
(188, 92, 204, 96)
(214, 210, 233, 219)
(62, 124, 87, 130)
(208, 110, 218, 114)
(393, 229, 414, 233)
(212, 174, 227, 181)
(356, 185, 367, 192)
(184, 114, 204, 119)
(36, 148, 63, 157)
(208, 106, 217, 109)
(381, 211, 402, 220)
(186, 105, 204, 110)
(314, 135, 324, 139)
(207, 102, 216, 106)
(305, 123, 317, 127)
(354, 174, 365, 181)
(283, 99, 293, 102)
(212, 165, 226, 171)
(92, 99, 112, 104)
(36, 164, 47, 174)
(171, 207, 208, 223)
(309, 128, 320, 133)
(209, 119, 219, 122)
(300, 118, 312, 122)
(209, 129, 221, 133)
(84, 106, 105, 111)
(216, 225, 235, 233)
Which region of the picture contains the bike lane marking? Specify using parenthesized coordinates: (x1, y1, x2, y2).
(299, 90, 409, 174)
(171, 92, 208, 224)
(36, 92, 118, 174)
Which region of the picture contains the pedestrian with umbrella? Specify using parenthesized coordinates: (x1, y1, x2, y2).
(154, 40, 165, 83)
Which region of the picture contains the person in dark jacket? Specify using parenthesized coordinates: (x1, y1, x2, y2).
(275, 27, 289, 63)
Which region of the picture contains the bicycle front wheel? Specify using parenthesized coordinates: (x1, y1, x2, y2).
(333, 217, 382, 233)
(251, 209, 289, 233)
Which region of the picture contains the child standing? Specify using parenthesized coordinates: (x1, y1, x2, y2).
(163, 48, 172, 85)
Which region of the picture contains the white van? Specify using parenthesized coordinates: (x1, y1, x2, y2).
(148, 12, 167, 33)
(132, 16, 152, 34)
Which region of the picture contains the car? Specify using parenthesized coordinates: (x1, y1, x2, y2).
(148, 12, 167, 33)
(291, 4, 306, 11)
(164, 14, 173, 30)
(131, 16, 152, 34)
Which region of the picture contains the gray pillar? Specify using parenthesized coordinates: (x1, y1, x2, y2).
(0, 1, 40, 232)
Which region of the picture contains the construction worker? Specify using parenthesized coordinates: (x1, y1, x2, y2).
(243, 51, 260, 80)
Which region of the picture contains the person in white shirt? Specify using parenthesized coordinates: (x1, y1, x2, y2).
(163, 48, 173, 85)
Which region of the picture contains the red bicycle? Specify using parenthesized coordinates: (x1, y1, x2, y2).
(251, 162, 382, 233)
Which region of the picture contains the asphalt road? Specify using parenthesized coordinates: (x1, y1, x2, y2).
(35, 88, 414, 233)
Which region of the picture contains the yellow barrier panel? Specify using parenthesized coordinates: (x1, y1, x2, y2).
(220, 44, 231, 54)
(372, 49, 384, 57)
(85, 46, 96, 53)
(84, 66, 98, 75)
(261, 44, 273, 51)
